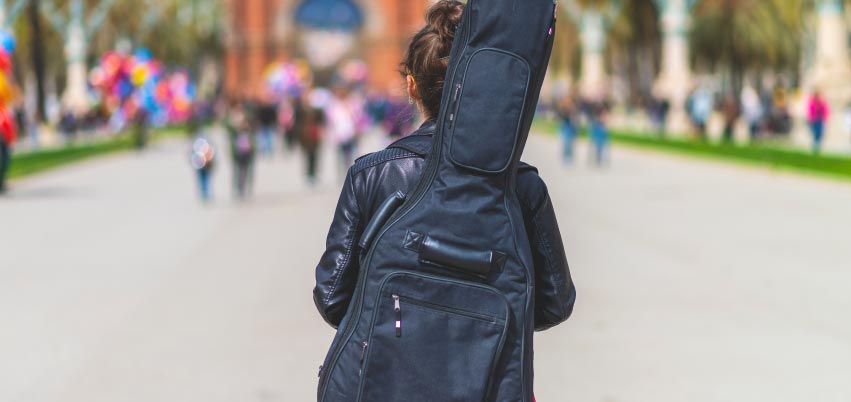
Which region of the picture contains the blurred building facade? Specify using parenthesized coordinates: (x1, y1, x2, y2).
(223, 0, 430, 97)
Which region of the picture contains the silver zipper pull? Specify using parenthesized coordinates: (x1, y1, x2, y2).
(361, 341, 368, 360)
(358, 341, 368, 377)
(393, 294, 402, 337)
(449, 83, 462, 125)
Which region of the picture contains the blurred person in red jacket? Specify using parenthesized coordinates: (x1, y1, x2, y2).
(0, 106, 16, 193)
(808, 89, 830, 154)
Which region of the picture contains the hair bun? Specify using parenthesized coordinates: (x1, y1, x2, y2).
(426, 0, 464, 40)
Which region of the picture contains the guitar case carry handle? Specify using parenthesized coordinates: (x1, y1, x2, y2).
(404, 231, 506, 278)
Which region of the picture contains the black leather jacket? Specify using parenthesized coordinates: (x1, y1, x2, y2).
(313, 120, 575, 332)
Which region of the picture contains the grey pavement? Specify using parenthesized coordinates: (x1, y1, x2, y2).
(1, 129, 850, 402)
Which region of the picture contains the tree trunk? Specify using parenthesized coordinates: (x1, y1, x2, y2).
(28, 0, 47, 123)
(723, 0, 743, 96)
(627, 0, 643, 106)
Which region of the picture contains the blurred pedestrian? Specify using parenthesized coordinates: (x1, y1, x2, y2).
(844, 102, 851, 142)
(256, 100, 278, 156)
(366, 91, 389, 130)
(741, 86, 763, 142)
(767, 87, 791, 136)
(225, 101, 256, 199)
(0, 106, 16, 194)
(351, 91, 370, 151)
(13, 106, 25, 143)
(133, 108, 150, 150)
(689, 86, 713, 140)
(555, 94, 577, 164)
(279, 98, 297, 152)
(59, 108, 78, 144)
(327, 85, 359, 176)
(807, 89, 830, 154)
(24, 104, 38, 149)
(294, 93, 324, 186)
(188, 117, 216, 202)
(721, 93, 740, 144)
(649, 95, 670, 137)
(588, 101, 610, 166)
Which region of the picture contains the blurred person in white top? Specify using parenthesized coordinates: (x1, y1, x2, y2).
(741, 86, 764, 142)
(327, 84, 359, 176)
(845, 103, 851, 141)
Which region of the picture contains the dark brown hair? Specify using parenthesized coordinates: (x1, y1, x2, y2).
(400, 0, 464, 119)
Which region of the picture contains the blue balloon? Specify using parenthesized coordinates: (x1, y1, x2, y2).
(133, 48, 152, 62)
(117, 80, 133, 99)
(0, 31, 15, 53)
(186, 83, 197, 99)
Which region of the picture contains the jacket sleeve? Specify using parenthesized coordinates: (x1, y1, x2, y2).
(313, 168, 364, 328)
(519, 173, 576, 332)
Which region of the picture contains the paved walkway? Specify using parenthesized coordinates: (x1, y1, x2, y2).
(1, 130, 850, 402)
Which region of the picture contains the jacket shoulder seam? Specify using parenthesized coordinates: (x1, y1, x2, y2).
(323, 172, 361, 307)
(323, 214, 359, 307)
(352, 149, 419, 175)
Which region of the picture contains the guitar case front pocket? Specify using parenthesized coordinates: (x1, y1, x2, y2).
(449, 49, 531, 174)
(358, 272, 510, 402)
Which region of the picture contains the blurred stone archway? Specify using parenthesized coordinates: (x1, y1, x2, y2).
(224, 0, 431, 98)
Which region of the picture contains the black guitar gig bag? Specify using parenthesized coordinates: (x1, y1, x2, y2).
(318, 0, 557, 401)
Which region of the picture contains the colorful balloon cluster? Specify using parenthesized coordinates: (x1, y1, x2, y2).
(261, 59, 313, 100)
(0, 30, 17, 108)
(89, 48, 196, 126)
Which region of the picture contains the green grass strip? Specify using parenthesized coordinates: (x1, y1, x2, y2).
(7, 127, 185, 180)
(533, 118, 851, 182)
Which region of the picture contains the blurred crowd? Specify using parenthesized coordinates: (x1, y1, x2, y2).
(657, 83, 848, 154)
(546, 80, 851, 167)
(5, 52, 851, 199)
(186, 82, 416, 202)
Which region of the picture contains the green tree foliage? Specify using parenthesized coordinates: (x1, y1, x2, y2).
(95, 0, 223, 69)
(608, 0, 661, 104)
(556, 0, 813, 98)
(690, 0, 808, 92)
(12, 0, 223, 85)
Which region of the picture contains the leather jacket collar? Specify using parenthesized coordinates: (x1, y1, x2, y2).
(409, 119, 437, 137)
(387, 120, 437, 156)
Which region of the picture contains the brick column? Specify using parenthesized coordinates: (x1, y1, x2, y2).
(224, 0, 283, 98)
(364, 0, 429, 92)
